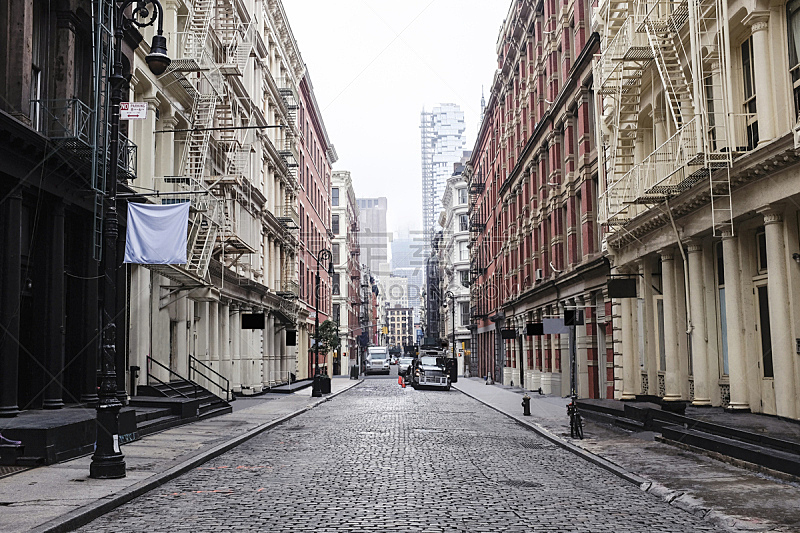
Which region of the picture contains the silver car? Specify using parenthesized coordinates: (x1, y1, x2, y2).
(398, 357, 414, 376)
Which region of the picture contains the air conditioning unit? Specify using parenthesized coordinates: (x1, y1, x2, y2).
(534, 268, 543, 281)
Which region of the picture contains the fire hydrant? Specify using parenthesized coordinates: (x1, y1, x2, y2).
(522, 394, 531, 416)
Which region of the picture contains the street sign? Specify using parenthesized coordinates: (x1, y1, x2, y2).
(120, 102, 147, 120)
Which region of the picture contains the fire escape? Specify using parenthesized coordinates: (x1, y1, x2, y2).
(147, 0, 223, 288)
(595, 0, 741, 237)
(274, 77, 301, 308)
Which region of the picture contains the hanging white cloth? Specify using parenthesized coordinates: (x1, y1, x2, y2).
(124, 202, 190, 264)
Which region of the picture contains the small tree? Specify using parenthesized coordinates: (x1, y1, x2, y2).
(317, 319, 341, 355)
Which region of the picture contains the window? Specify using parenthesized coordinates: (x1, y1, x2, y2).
(756, 227, 768, 273)
(460, 302, 470, 326)
(333, 304, 341, 325)
(332, 214, 339, 235)
(459, 214, 469, 232)
(333, 273, 340, 295)
(741, 38, 759, 149)
(30, 2, 46, 129)
(459, 241, 468, 261)
(332, 243, 340, 265)
(788, 0, 800, 118)
(705, 76, 718, 151)
(457, 188, 467, 204)
(332, 187, 339, 207)
(460, 270, 470, 287)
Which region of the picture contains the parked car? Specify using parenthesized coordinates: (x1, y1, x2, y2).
(365, 346, 391, 375)
(398, 357, 414, 376)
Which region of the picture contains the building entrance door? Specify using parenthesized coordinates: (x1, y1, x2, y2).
(755, 284, 777, 415)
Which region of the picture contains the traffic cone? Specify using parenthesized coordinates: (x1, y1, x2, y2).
(398, 375, 403, 387)
(401, 376, 406, 388)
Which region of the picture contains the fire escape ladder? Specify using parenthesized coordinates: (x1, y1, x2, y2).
(185, 0, 214, 63)
(186, 198, 220, 279)
(182, 94, 217, 186)
(91, 0, 114, 260)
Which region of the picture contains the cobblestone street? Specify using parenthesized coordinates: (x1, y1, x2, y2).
(77, 378, 722, 532)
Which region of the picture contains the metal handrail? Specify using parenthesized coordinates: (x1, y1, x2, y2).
(146, 355, 196, 398)
(189, 355, 231, 401)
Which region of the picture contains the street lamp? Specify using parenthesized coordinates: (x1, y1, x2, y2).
(90, 0, 170, 480)
(444, 290, 455, 358)
(312, 248, 334, 397)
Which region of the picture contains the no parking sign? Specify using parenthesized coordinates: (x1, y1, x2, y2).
(120, 102, 147, 120)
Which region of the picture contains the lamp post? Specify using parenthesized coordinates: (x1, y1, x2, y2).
(312, 248, 334, 397)
(444, 290, 455, 357)
(90, 0, 170, 480)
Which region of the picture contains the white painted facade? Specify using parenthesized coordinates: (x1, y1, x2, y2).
(126, 0, 311, 396)
(596, 0, 800, 418)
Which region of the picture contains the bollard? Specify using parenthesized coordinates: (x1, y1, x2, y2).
(521, 394, 531, 416)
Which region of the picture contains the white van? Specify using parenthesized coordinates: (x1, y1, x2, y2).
(365, 346, 390, 375)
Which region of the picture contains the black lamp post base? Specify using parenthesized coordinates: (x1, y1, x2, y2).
(89, 457, 126, 479)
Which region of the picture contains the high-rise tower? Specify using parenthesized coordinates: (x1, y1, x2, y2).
(420, 104, 466, 252)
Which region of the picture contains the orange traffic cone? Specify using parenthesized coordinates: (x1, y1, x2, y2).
(401, 377, 406, 388)
(398, 375, 403, 387)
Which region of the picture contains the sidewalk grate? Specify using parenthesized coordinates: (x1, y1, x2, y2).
(0, 465, 31, 479)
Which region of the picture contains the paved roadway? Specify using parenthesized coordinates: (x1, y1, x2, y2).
(77, 372, 722, 532)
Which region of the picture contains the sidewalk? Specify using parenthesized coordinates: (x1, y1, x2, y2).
(454, 378, 800, 532)
(0, 377, 362, 533)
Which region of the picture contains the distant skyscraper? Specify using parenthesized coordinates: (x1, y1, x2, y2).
(420, 104, 466, 252)
(391, 235, 426, 320)
(357, 197, 388, 276)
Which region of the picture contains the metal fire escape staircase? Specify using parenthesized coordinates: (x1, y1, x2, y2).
(596, 0, 736, 237)
(146, 0, 223, 287)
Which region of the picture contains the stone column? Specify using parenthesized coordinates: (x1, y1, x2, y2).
(220, 302, 230, 392)
(156, 113, 178, 179)
(760, 206, 797, 419)
(687, 241, 712, 406)
(744, 13, 776, 143)
(576, 296, 590, 398)
(620, 279, 637, 400)
(660, 249, 682, 402)
(196, 301, 209, 366)
(138, 96, 159, 193)
(0, 189, 22, 416)
(263, 313, 273, 387)
(168, 297, 185, 379)
(209, 300, 219, 362)
(230, 305, 241, 392)
(722, 231, 750, 411)
(43, 201, 65, 409)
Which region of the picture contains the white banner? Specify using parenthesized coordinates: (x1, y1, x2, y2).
(124, 202, 190, 264)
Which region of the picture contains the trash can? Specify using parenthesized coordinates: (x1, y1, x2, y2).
(319, 375, 332, 394)
(350, 365, 359, 379)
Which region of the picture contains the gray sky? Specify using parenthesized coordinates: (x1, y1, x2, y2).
(282, 0, 511, 236)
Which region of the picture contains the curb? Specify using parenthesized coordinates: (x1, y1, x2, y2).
(30, 380, 363, 533)
(452, 385, 774, 533)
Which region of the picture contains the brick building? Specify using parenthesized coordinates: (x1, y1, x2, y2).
(468, 0, 609, 397)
